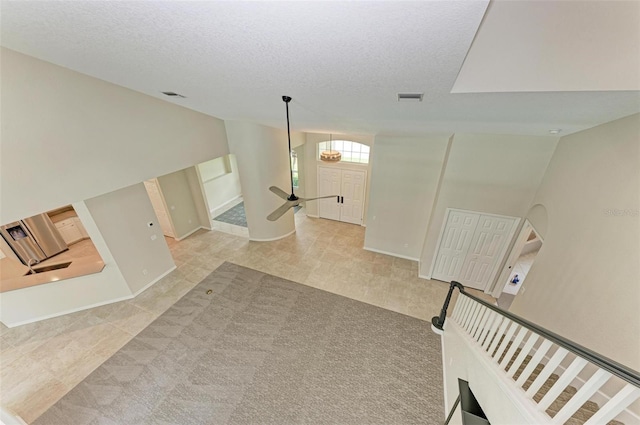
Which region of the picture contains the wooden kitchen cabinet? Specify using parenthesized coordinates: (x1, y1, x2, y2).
(55, 218, 84, 245)
(74, 217, 89, 239)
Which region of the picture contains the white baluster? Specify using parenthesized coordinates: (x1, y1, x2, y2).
(488, 319, 511, 356)
(462, 301, 480, 330)
(472, 308, 491, 341)
(583, 383, 640, 425)
(478, 312, 499, 347)
(469, 306, 488, 336)
(457, 296, 474, 326)
(465, 303, 484, 333)
(499, 327, 528, 370)
(493, 322, 519, 362)
(482, 315, 505, 351)
(538, 356, 588, 411)
(452, 294, 469, 322)
(551, 369, 612, 424)
(515, 339, 553, 387)
(526, 347, 569, 398)
(451, 293, 465, 321)
(507, 333, 539, 378)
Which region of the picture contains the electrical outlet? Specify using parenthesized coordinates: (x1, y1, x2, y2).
(188, 219, 192, 224)
(170, 205, 175, 210)
(142, 269, 148, 276)
(403, 243, 409, 248)
(150, 234, 157, 241)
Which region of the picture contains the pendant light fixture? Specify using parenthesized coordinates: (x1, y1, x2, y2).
(320, 134, 341, 162)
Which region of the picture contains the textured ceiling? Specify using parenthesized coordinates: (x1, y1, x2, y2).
(1, 1, 639, 136)
(453, 1, 640, 93)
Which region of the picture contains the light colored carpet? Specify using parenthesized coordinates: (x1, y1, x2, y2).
(34, 262, 444, 424)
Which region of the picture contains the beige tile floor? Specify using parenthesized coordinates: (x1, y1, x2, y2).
(0, 212, 494, 423)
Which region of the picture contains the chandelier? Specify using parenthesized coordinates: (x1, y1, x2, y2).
(320, 134, 341, 162)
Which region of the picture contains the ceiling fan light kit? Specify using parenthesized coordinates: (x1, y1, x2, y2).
(266, 96, 339, 222)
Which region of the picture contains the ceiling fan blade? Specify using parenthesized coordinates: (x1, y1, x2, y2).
(269, 186, 291, 200)
(299, 195, 340, 202)
(267, 201, 297, 221)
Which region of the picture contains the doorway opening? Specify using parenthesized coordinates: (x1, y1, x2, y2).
(495, 220, 543, 310)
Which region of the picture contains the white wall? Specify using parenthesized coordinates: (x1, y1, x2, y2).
(0, 47, 229, 225)
(292, 145, 306, 199)
(364, 135, 450, 259)
(225, 121, 301, 241)
(184, 166, 212, 230)
(156, 170, 203, 240)
(144, 179, 175, 238)
(85, 183, 175, 294)
(420, 133, 558, 278)
(510, 113, 640, 369)
(199, 155, 243, 216)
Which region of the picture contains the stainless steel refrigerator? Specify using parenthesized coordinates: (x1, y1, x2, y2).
(0, 213, 68, 265)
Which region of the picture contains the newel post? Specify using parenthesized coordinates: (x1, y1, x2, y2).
(431, 281, 463, 333)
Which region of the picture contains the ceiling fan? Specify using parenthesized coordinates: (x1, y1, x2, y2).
(267, 96, 338, 221)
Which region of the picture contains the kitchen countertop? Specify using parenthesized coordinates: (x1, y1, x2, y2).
(0, 256, 105, 293)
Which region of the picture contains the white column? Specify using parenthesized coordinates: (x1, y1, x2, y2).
(225, 120, 301, 241)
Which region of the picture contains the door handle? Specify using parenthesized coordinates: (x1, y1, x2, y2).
(337, 196, 340, 203)
(341, 196, 344, 204)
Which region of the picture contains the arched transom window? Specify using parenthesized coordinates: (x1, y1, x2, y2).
(317, 140, 370, 164)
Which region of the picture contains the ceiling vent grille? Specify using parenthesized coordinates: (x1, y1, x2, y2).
(397, 93, 424, 102)
(162, 91, 186, 98)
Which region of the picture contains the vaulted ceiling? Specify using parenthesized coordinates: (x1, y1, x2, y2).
(1, 1, 639, 136)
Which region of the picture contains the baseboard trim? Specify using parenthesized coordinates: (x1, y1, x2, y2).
(175, 226, 206, 241)
(305, 213, 319, 218)
(210, 195, 242, 217)
(4, 266, 179, 328)
(249, 228, 296, 242)
(132, 265, 177, 297)
(5, 293, 135, 328)
(363, 246, 419, 262)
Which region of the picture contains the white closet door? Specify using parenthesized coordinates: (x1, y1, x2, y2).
(459, 214, 516, 290)
(432, 210, 479, 283)
(340, 169, 366, 225)
(318, 167, 341, 221)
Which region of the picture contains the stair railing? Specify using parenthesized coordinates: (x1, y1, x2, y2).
(434, 281, 640, 424)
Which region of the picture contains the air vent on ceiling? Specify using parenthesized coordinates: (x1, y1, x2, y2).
(161, 91, 186, 98)
(397, 93, 424, 102)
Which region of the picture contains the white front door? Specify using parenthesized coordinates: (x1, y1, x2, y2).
(459, 215, 516, 290)
(340, 169, 366, 225)
(318, 167, 341, 221)
(318, 167, 366, 225)
(432, 210, 479, 283)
